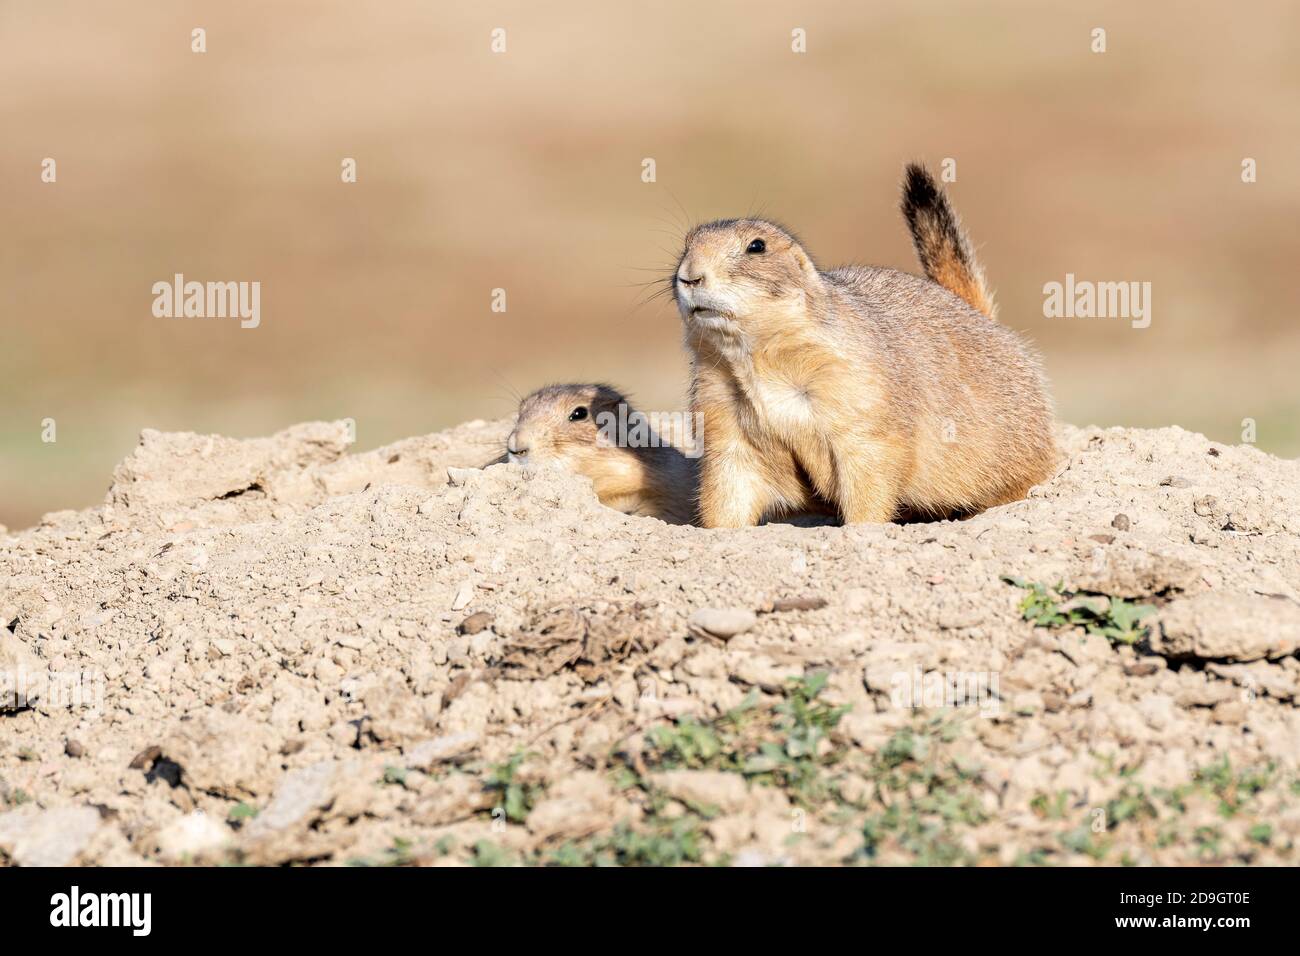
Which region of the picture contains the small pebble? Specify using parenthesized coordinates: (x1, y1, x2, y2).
(128, 745, 161, 770)
(1123, 658, 1165, 677)
(457, 611, 493, 635)
(688, 607, 757, 640)
(450, 581, 474, 611)
(65, 739, 85, 758)
(770, 596, 828, 613)
(1111, 513, 1131, 531)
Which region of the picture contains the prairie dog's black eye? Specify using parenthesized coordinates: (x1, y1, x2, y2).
(746, 238, 766, 254)
(568, 406, 589, 422)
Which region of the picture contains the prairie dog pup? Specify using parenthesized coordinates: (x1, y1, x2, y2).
(502, 383, 696, 524)
(673, 163, 1058, 528)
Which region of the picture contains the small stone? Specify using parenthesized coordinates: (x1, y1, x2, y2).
(1111, 513, 1131, 531)
(1088, 534, 1114, 545)
(154, 810, 231, 863)
(1152, 593, 1300, 662)
(450, 581, 474, 611)
(1066, 688, 1093, 708)
(688, 607, 758, 640)
(1123, 657, 1165, 677)
(404, 732, 480, 769)
(128, 744, 162, 770)
(770, 596, 828, 613)
(733, 654, 801, 691)
(1159, 476, 1191, 489)
(457, 611, 493, 635)
(1212, 700, 1247, 724)
(244, 760, 340, 840)
(0, 805, 102, 866)
(1061, 594, 1110, 617)
(652, 770, 748, 813)
(65, 739, 85, 758)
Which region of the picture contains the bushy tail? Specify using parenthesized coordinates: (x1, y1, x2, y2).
(900, 163, 996, 319)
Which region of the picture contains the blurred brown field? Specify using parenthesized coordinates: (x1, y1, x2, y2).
(2, 0, 1298, 530)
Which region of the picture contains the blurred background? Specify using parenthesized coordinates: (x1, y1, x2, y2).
(3, 0, 1298, 530)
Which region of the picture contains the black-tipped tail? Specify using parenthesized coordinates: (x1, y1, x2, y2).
(900, 163, 996, 319)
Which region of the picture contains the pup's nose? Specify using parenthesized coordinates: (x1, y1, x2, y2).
(507, 431, 529, 456)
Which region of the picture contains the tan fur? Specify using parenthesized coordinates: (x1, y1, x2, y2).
(901, 163, 997, 319)
(674, 168, 1059, 528)
(500, 383, 696, 525)
(930, 251, 995, 320)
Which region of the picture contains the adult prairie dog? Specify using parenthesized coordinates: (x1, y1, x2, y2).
(673, 163, 1058, 528)
(501, 383, 696, 524)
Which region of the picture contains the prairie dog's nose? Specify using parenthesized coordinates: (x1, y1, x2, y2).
(507, 429, 530, 456)
(677, 257, 706, 287)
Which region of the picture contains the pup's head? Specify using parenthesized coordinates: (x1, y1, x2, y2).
(506, 383, 628, 469)
(672, 219, 821, 345)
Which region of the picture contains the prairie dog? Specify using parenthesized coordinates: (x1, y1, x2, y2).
(672, 163, 1058, 528)
(501, 383, 696, 524)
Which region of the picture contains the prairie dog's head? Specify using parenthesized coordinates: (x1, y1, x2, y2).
(502, 382, 696, 524)
(506, 383, 629, 470)
(673, 218, 821, 343)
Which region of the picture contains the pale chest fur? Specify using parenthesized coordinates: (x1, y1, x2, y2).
(738, 371, 818, 441)
(728, 337, 848, 445)
(732, 338, 890, 496)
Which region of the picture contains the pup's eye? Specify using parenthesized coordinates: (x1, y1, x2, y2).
(746, 238, 766, 254)
(568, 406, 589, 422)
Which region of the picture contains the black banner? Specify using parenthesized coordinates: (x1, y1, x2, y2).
(0, 865, 1280, 942)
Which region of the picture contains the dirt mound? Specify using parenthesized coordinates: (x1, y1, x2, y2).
(1, 420, 1298, 866)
